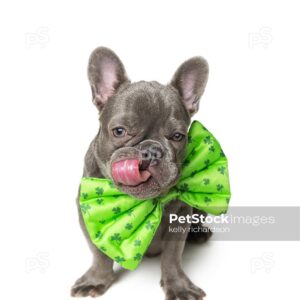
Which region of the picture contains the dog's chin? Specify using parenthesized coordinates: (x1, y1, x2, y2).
(115, 176, 161, 199)
(114, 172, 180, 199)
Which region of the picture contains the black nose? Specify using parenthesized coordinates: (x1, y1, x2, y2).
(139, 144, 164, 169)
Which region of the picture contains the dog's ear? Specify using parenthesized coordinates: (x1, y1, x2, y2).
(88, 47, 129, 111)
(170, 57, 209, 116)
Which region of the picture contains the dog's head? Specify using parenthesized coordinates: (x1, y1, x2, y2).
(88, 47, 209, 199)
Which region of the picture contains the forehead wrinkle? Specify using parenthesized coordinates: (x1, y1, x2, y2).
(122, 87, 160, 116)
(108, 112, 139, 127)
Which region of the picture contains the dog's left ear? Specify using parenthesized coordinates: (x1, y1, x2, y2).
(170, 57, 209, 116)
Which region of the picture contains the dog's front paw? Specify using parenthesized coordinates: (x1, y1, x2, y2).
(71, 268, 115, 298)
(161, 275, 206, 300)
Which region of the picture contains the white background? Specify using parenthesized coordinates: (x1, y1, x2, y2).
(0, 0, 299, 299)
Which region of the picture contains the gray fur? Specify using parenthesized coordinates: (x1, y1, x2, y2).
(71, 47, 210, 299)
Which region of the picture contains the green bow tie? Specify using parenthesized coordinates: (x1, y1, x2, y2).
(79, 121, 231, 270)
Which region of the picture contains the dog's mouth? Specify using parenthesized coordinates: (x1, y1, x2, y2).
(112, 159, 151, 186)
(111, 159, 161, 198)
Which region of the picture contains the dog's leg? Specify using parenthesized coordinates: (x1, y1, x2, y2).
(160, 201, 206, 300)
(187, 209, 213, 244)
(71, 195, 116, 297)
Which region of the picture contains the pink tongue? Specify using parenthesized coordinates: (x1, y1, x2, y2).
(112, 159, 151, 186)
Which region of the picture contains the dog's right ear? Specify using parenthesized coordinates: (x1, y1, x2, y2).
(88, 47, 129, 111)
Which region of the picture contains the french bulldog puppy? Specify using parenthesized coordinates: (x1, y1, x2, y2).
(71, 47, 211, 299)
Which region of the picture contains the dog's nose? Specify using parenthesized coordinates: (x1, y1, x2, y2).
(139, 144, 164, 169)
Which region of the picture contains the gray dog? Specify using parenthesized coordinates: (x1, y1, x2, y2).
(71, 47, 211, 299)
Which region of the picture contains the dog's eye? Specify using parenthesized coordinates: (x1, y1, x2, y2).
(112, 127, 126, 137)
(171, 132, 185, 142)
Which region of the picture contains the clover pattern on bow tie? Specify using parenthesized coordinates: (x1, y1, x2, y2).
(80, 180, 161, 269)
(79, 120, 231, 270)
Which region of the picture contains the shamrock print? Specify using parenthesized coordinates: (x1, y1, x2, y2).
(204, 197, 212, 204)
(204, 159, 210, 166)
(217, 184, 224, 192)
(95, 231, 102, 239)
(203, 178, 210, 185)
(188, 136, 193, 144)
(134, 239, 141, 247)
(96, 198, 104, 205)
(108, 181, 115, 188)
(209, 145, 215, 152)
(134, 253, 142, 261)
(115, 256, 126, 263)
(220, 149, 225, 157)
(100, 246, 107, 252)
(127, 209, 134, 216)
(146, 221, 154, 230)
(81, 193, 88, 200)
(183, 159, 190, 167)
(80, 203, 91, 214)
(177, 183, 189, 193)
(112, 206, 121, 214)
(203, 136, 212, 144)
(111, 233, 122, 242)
(125, 223, 133, 230)
(191, 170, 198, 177)
(218, 166, 226, 175)
(95, 187, 104, 196)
